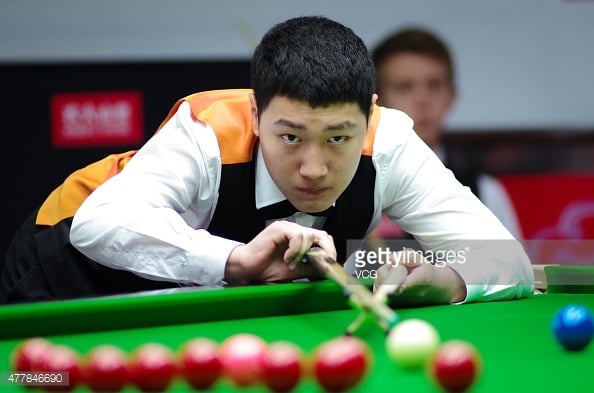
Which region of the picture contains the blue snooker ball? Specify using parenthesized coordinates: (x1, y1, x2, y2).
(552, 304, 594, 351)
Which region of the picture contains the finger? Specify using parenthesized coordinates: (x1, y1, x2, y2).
(285, 227, 319, 270)
(391, 248, 425, 268)
(374, 262, 392, 285)
(292, 231, 336, 270)
(373, 264, 408, 299)
(289, 259, 320, 279)
(312, 233, 336, 260)
(286, 229, 335, 271)
(404, 262, 434, 284)
(291, 238, 312, 271)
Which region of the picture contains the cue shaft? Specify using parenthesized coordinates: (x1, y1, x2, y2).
(373, 264, 408, 301)
(305, 247, 398, 332)
(346, 264, 408, 334)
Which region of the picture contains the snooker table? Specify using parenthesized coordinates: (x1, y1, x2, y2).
(0, 279, 593, 392)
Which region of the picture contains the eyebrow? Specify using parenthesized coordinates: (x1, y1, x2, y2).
(274, 118, 358, 131)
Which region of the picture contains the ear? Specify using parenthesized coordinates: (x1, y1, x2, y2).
(249, 93, 259, 136)
(369, 94, 378, 118)
(367, 94, 379, 127)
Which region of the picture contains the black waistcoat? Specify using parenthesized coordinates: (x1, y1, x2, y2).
(2, 152, 375, 303)
(207, 156, 376, 263)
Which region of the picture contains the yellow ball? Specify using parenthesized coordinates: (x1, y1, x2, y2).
(386, 318, 441, 369)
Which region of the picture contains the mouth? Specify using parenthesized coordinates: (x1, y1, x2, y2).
(296, 187, 329, 197)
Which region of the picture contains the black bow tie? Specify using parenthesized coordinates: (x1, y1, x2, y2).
(259, 200, 335, 220)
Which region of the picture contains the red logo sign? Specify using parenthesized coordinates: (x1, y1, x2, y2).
(51, 91, 144, 148)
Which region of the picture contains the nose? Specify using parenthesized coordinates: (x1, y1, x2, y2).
(413, 86, 431, 105)
(298, 144, 328, 179)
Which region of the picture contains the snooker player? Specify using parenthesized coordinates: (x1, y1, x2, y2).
(0, 16, 534, 305)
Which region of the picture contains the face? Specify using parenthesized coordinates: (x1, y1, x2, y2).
(251, 95, 375, 213)
(376, 52, 455, 150)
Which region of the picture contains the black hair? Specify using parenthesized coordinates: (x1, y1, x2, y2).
(251, 16, 375, 118)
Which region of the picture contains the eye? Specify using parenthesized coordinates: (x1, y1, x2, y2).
(281, 134, 301, 144)
(428, 79, 447, 93)
(394, 82, 412, 94)
(328, 135, 349, 144)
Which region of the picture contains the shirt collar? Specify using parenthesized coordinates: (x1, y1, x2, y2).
(255, 145, 286, 209)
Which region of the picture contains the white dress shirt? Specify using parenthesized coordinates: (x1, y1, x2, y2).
(434, 145, 523, 239)
(70, 102, 534, 302)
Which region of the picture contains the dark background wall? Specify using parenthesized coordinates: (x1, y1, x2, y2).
(2, 60, 252, 259)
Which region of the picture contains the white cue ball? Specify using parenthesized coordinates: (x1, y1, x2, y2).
(386, 318, 441, 369)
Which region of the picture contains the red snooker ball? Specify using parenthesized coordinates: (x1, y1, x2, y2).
(178, 337, 222, 390)
(218, 333, 268, 388)
(428, 340, 481, 393)
(312, 335, 372, 392)
(10, 337, 54, 372)
(260, 341, 305, 392)
(83, 344, 130, 392)
(128, 342, 177, 392)
(38, 344, 84, 392)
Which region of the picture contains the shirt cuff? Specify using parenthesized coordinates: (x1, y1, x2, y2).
(189, 236, 243, 286)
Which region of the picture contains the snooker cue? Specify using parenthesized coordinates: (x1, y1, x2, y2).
(305, 247, 401, 334)
(346, 264, 408, 334)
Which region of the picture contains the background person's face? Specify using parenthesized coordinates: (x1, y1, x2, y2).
(376, 52, 455, 150)
(253, 96, 368, 213)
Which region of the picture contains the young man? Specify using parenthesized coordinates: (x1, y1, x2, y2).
(371, 27, 522, 239)
(1, 16, 534, 305)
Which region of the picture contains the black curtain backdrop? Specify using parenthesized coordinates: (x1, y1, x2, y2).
(1, 60, 252, 260)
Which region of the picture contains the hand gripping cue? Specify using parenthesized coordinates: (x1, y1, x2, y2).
(305, 247, 407, 334)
